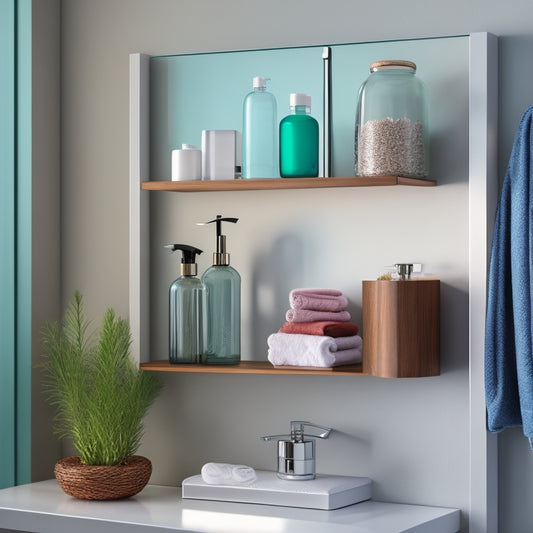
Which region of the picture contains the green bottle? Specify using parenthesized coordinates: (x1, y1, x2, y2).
(279, 93, 319, 178)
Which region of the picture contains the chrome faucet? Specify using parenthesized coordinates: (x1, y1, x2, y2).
(261, 421, 332, 480)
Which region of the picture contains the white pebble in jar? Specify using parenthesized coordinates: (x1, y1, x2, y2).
(357, 117, 426, 177)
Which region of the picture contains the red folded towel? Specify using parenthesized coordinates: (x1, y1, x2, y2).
(279, 321, 359, 337)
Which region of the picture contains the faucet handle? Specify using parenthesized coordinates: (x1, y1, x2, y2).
(290, 421, 332, 441)
(261, 433, 292, 442)
(261, 421, 332, 443)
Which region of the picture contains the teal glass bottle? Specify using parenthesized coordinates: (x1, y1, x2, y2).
(202, 265, 241, 364)
(279, 93, 319, 178)
(198, 215, 241, 365)
(166, 244, 206, 364)
(242, 76, 278, 178)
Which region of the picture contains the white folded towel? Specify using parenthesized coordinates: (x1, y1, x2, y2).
(201, 462, 257, 485)
(267, 333, 363, 367)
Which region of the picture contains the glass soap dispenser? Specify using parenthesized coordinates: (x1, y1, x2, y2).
(197, 215, 241, 365)
(279, 93, 319, 178)
(355, 60, 429, 178)
(165, 244, 206, 364)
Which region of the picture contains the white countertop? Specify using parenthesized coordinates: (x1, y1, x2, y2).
(0, 480, 460, 533)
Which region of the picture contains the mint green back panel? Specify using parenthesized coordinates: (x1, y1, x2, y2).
(150, 46, 324, 179)
(329, 36, 468, 176)
(150, 36, 467, 179)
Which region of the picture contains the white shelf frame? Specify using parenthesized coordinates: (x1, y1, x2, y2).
(129, 33, 498, 532)
(468, 32, 498, 533)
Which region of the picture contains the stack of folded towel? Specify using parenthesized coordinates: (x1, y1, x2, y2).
(267, 288, 363, 368)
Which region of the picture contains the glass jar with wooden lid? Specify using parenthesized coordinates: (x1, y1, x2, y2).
(355, 60, 429, 178)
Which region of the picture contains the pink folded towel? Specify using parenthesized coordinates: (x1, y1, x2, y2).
(267, 333, 363, 367)
(291, 288, 343, 297)
(289, 288, 348, 312)
(279, 321, 359, 337)
(286, 308, 351, 323)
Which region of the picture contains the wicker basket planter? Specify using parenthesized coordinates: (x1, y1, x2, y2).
(54, 455, 152, 500)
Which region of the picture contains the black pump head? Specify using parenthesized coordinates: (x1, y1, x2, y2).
(198, 215, 238, 239)
(197, 215, 239, 266)
(164, 244, 203, 264)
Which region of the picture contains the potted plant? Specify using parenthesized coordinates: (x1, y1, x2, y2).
(40, 291, 162, 500)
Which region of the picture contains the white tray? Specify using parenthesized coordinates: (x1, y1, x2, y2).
(182, 470, 371, 510)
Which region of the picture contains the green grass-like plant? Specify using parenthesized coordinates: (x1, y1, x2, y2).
(40, 291, 162, 466)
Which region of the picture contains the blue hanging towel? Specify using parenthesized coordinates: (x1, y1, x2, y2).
(485, 106, 533, 443)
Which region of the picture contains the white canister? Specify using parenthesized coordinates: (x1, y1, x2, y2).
(201, 130, 241, 180)
(171, 144, 202, 181)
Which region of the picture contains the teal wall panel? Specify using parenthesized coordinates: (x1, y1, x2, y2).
(16, 0, 32, 486)
(0, 0, 32, 488)
(0, 0, 17, 490)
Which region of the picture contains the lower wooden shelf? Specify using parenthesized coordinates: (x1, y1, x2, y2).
(140, 360, 366, 376)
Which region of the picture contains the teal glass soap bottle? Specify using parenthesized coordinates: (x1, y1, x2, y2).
(242, 76, 278, 179)
(165, 244, 206, 364)
(198, 215, 241, 365)
(279, 93, 319, 177)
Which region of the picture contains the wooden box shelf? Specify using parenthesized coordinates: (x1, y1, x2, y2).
(362, 279, 440, 378)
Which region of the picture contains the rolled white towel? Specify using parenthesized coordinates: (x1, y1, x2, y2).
(267, 333, 363, 367)
(201, 462, 257, 485)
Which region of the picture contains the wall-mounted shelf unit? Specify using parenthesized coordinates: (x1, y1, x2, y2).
(130, 33, 498, 532)
(140, 360, 365, 375)
(141, 176, 436, 193)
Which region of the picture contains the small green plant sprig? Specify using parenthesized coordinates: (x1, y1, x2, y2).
(40, 291, 162, 466)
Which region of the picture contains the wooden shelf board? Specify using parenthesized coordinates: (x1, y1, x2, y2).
(140, 359, 366, 376)
(141, 176, 436, 192)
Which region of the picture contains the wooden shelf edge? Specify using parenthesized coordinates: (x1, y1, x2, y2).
(140, 360, 367, 376)
(141, 176, 436, 192)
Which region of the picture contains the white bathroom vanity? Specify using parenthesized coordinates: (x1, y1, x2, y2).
(0, 480, 459, 532)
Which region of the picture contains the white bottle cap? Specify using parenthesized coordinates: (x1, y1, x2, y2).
(253, 76, 268, 88)
(181, 143, 198, 150)
(290, 93, 311, 107)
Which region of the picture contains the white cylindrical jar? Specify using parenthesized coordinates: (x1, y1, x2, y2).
(355, 60, 429, 178)
(171, 144, 202, 181)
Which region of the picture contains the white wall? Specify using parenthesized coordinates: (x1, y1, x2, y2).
(48, 1, 533, 532)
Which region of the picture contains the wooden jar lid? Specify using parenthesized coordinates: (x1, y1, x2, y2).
(370, 60, 416, 72)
